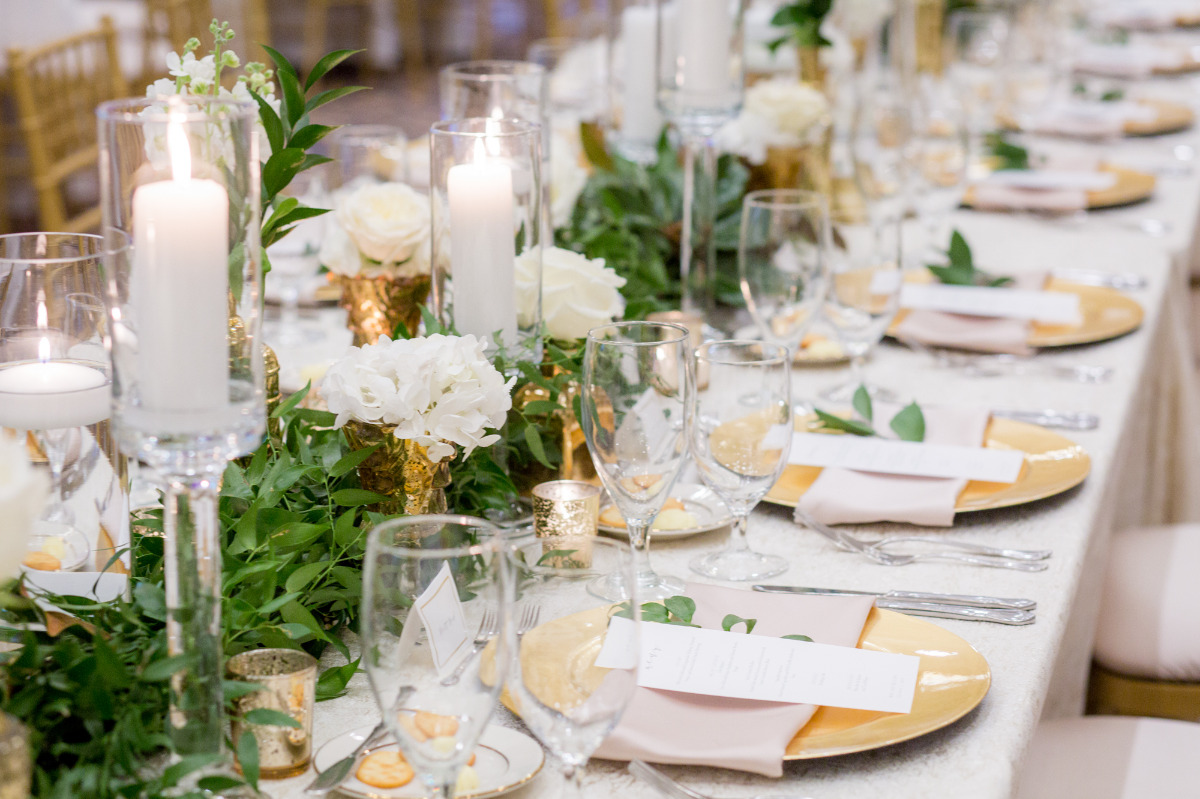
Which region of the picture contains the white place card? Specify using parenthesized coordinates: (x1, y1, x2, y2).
(899, 283, 1082, 325)
(787, 432, 1024, 483)
(413, 561, 471, 678)
(981, 170, 1117, 191)
(595, 617, 919, 714)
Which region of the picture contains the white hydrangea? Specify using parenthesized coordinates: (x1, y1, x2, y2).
(0, 433, 49, 579)
(321, 334, 516, 463)
(515, 246, 626, 341)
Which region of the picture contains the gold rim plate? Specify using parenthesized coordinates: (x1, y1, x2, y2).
(764, 416, 1090, 511)
(963, 165, 1155, 210)
(785, 608, 991, 758)
(888, 277, 1144, 348)
(996, 99, 1193, 137)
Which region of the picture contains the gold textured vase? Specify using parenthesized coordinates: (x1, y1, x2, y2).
(915, 0, 945, 75)
(745, 126, 834, 197)
(797, 46, 827, 92)
(342, 421, 450, 515)
(336, 274, 432, 346)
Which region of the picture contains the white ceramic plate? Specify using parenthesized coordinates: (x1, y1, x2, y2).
(23, 527, 91, 572)
(311, 724, 544, 799)
(598, 483, 733, 540)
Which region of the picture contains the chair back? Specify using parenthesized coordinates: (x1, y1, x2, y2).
(7, 17, 128, 233)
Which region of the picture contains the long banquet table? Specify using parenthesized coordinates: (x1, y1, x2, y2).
(266, 72, 1200, 799)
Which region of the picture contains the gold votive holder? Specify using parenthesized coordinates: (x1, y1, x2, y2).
(0, 713, 30, 799)
(533, 480, 600, 538)
(227, 648, 318, 779)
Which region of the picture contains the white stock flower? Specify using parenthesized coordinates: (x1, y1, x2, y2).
(744, 79, 830, 139)
(321, 334, 515, 462)
(515, 246, 626, 341)
(0, 433, 49, 580)
(550, 130, 588, 229)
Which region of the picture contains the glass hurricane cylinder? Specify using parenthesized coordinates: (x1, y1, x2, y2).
(655, 0, 746, 319)
(430, 118, 543, 360)
(439, 60, 550, 165)
(97, 97, 263, 765)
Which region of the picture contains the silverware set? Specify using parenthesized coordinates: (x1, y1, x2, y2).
(753, 585, 1037, 625)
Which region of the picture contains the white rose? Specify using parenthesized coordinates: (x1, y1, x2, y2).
(0, 433, 49, 580)
(744, 78, 830, 140)
(550, 130, 589, 229)
(336, 182, 431, 266)
(516, 246, 626, 341)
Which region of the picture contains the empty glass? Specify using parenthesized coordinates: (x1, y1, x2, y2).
(912, 80, 970, 258)
(580, 322, 690, 600)
(945, 8, 1012, 169)
(739, 190, 830, 355)
(360, 516, 514, 799)
(688, 341, 792, 581)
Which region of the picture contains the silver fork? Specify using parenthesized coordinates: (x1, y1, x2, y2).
(441, 608, 498, 686)
(794, 510, 1050, 571)
(629, 760, 814, 799)
(516, 603, 541, 637)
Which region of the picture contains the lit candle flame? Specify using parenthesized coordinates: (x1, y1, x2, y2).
(483, 117, 502, 158)
(38, 336, 50, 364)
(168, 115, 191, 181)
(36, 289, 49, 363)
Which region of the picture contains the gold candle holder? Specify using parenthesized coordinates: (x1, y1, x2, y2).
(533, 480, 600, 537)
(227, 648, 318, 779)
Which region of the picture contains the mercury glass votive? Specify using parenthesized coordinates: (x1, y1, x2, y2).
(227, 648, 318, 779)
(532, 480, 601, 538)
(0, 712, 30, 799)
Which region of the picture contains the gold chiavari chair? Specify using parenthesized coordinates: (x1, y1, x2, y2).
(542, 0, 596, 38)
(143, 0, 271, 79)
(8, 17, 128, 234)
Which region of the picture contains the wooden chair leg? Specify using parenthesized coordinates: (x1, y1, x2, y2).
(397, 0, 425, 70)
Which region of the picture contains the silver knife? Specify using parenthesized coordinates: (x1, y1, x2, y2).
(875, 601, 1035, 625)
(991, 409, 1100, 430)
(304, 720, 388, 795)
(753, 584, 1036, 610)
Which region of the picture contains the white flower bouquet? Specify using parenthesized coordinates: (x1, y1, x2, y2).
(322, 334, 515, 463)
(516, 246, 626, 341)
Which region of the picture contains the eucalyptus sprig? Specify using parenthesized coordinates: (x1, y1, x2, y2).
(986, 131, 1030, 172)
(613, 595, 813, 641)
(926, 230, 1014, 288)
(813, 385, 926, 443)
(768, 0, 834, 51)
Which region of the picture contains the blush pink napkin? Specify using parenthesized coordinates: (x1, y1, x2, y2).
(794, 403, 993, 526)
(969, 183, 1088, 213)
(893, 271, 1046, 355)
(593, 582, 876, 776)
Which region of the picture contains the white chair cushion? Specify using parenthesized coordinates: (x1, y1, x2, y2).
(1095, 524, 1200, 680)
(1016, 716, 1200, 799)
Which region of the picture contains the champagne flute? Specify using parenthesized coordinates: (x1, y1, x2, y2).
(738, 189, 830, 355)
(361, 515, 514, 799)
(688, 341, 792, 581)
(945, 7, 1012, 175)
(913, 79, 970, 259)
(581, 321, 690, 600)
(506, 535, 640, 799)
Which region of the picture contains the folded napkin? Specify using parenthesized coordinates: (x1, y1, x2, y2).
(1028, 101, 1158, 138)
(593, 582, 876, 776)
(1074, 45, 1185, 79)
(795, 403, 993, 526)
(893, 271, 1046, 355)
(969, 183, 1088, 213)
(1093, 1, 1200, 30)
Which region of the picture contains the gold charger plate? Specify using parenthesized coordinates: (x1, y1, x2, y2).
(763, 416, 1090, 510)
(996, 99, 1193, 137)
(888, 276, 1144, 348)
(786, 607, 990, 758)
(962, 165, 1156, 210)
(505, 606, 991, 762)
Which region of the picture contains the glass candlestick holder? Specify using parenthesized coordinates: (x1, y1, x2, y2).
(430, 118, 543, 360)
(97, 96, 264, 779)
(655, 0, 747, 319)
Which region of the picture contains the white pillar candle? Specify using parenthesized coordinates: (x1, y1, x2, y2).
(447, 139, 518, 346)
(620, 5, 666, 142)
(0, 361, 110, 429)
(678, 0, 733, 95)
(131, 121, 230, 417)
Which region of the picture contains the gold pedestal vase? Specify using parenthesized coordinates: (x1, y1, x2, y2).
(342, 421, 450, 515)
(336, 273, 432, 346)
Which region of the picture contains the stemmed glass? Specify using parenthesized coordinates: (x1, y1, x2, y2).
(739, 189, 830, 355)
(913, 80, 970, 259)
(266, 166, 329, 348)
(361, 515, 514, 799)
(581, 321, 690, 600)
(945, 8, 1012, 173)
(688, 341, 792, 581)
(0, 234, 111, 538)
(821, 213, 904, 402)
(506, 535, 640, 799)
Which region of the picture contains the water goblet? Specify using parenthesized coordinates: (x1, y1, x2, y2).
(506, 535, 640, 799)
(945, 7, 1012, 172)
(361, 515, 514, 799)
(581, 321, 691, 600)
(738, 190, 830, 355)
(913, 79, 969, 259)
(688, 341, 792, 581)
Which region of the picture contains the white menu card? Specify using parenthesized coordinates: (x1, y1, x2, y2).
(899, 283, 1082, 325)
(787, 432, 1024, 483)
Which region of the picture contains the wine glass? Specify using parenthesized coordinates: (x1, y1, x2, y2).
(945, 8, 1012, 173)
(581, 321, 690, 601)
(361, 515, 514, 799)
(738, 189, 830, 355)
(265, 166, 329, 348)
(0, 233, 112, 538)
(688, 341, 792, 581)
(913, 79, 970, 259)
(821, 213, 903, 403)
(506, 535, 640, 799)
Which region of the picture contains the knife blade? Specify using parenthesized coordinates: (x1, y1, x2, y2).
(753, 584, 1036, 611)
(991, 409, 1100, 430)
(875, 601, 1035, 625)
